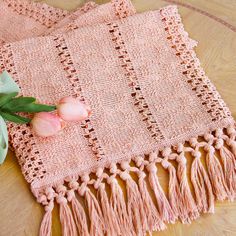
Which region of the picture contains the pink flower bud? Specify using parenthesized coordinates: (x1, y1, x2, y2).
(31, 112, 64, 137)
(57, 96, 91, 122)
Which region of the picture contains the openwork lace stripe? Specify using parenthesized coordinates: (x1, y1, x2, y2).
(107, 22, 165, 141)
(0, 44, 46, 183)
(53, 35, 106, 161)
(4, 0, 68, 28)
(112, 0, 136, 18)
(160, 6, 231, 122)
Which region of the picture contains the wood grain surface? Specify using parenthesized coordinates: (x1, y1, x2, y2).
(0, 0, 236, 235)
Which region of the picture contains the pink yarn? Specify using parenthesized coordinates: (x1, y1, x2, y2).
(0, 0, 235, 235)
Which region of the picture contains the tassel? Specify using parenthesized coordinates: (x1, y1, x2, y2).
(57, 196, 77, 236)
(220, 145, 236, 169)
(97, 183, 121, 236)
(71, 197, 89, 236)
(108, 176, 134, 236)
(120, 171, 148, 235)
(176, 153, 199, 221)
(84, 188, 105, 236)
(39, 204, 53, 236)
(138, 171, 166, 232)
(66, 189, 89, 236)
(38, 189, 54, 236)
(147, 162, 176, 223)
(216, 140, 236, 200)
(67, 180, 89, 236)
(228, 140, 236, 158)
(204, 145, 229, 201)
(191, 150, 215, 213)
(162, 159, 190, 224)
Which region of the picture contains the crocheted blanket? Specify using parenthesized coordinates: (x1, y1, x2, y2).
(1, 0, 236, 235)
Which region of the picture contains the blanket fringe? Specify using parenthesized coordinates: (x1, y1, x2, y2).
(84, 186, 105, 236)
(35, 124, 236, 235)
(191, 148, 215, 213)
(56, 186, 77, 236)
(161, 154, 190, 223)
(39, 205, 53, 236)
(135, 159, 166, 232)
(67, 182, 89, 236)
(204, 144, 229, 201)
(147, 154, 177, 223)
(175, 148, 199, 221)
(97, 183, 120, 235)
(218, 146, 236, 199)
(120, 166, 148, 235)
(215, 129, 236, 200)
(108, 174, 135, 235)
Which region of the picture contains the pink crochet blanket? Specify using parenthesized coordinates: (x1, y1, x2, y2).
(1, 0, 236, 235)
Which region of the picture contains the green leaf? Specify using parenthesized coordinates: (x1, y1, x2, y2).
(0, 92, 18, 107)
(0, 111, 31, 124)
(2, 96, 36, 111)
(0, 71, 20, 94)
(3, 103, 56, 113)
(0, 116, 8, 164)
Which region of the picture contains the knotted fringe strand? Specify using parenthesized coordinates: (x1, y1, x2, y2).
(84, 187, 105, 236)
(191, 150, 215, 213)
(221, 144, 236, 171)
(218, 146, 236, 200)
(137, 170, 166, 232)
(67, 189, 89, 236)
(139, 178, 166, 233)
(175, 150, 199, 221)
(39, 204, 53, 236)
(228, 140, 236, 158)
(37, 188, 55, 236)
(71, 197, 89, 236)
(120, 169, 148, 235)
(215, 135, 236, 200)
(204, 145, 229, 201)
(146, 153, 177, 223)
(97, 183, 121, 236)
(107, 175, 134, 236)
(57, 196, 77, 236)
(161, 157, 191, 224)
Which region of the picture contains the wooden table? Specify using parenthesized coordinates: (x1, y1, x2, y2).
(0, 0, 235, 235)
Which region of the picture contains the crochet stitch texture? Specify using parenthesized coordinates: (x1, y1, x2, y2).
(0, 0, 235, 235)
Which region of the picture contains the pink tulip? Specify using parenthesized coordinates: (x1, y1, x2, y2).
(31, 112, 64, 137)
(57, 96, 91, 122)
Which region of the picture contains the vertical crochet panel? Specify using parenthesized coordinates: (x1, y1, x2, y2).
(0, 44, 47, 182)
(107, 22, 165, 141)
(160, 5, 231, 122)
(53, 35, 106, 161)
